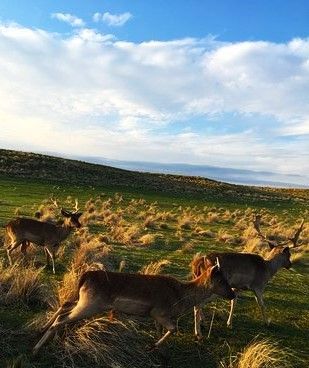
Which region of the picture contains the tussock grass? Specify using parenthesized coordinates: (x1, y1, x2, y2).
(177, 214, 193, 230)
(221, 338, 295, 368)
(71, 232, 112, 272)
(138, 233, 163, 247)
(242, 238, 270, 257)
(56, 266, 81, 306)
(0, 260, 51, 307)
(140, 259, 170, 275)
(217, 229, 241, 244)
(194, 226, 216, 238)
(206, 212, 220, 224)
(50, 317, 159, 368)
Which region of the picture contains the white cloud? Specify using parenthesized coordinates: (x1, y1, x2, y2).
(51, 13, 85, 27)
(0, 23, 308, 177)
(93, 12, 132, 27)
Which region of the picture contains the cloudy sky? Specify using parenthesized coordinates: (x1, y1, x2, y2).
(0, 0, 308, 180)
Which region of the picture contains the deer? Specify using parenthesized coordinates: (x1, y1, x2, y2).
(5, 198, 82, 274)
(32, 260, 236, 355)
(191, 215, 305, 339)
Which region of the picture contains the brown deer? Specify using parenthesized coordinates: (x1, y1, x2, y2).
(33, 261, 235, 355)
(5, 199, 82, 274)
(192, 216, 305, 339)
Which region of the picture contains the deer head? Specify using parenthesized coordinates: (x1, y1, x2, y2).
(207, 260, 235, 300)
(253, 214, 305, 268)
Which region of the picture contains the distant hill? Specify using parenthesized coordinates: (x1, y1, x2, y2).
(68, 155, 308, 189)
(0, 149, 308, 202)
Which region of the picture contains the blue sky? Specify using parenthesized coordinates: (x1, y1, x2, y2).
(0, 0, 308, 182)
(1, 0, 308, 42)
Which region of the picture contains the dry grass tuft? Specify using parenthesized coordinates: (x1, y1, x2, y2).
(221, 338, 294, 368)
(138, 233, 163, 247)
(0, 260, 51, 307)
(50, 317, 158, 368)
(177, 214, 194, 230)
(56, 265, 81, 306)
(242, 237, 270, 256)
(140, 259, 170, 275)
(206, 212, 220, 224)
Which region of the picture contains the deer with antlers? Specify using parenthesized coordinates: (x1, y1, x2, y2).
(191, 216, 305, 339)
(33, 260, 235, 355)
(5, 198, 82, 274)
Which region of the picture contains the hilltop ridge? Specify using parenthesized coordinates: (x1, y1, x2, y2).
(0, 149, 308, 202)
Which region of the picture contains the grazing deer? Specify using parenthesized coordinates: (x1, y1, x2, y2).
(33, 261, 235, 355)
(192, 216, 305, 339)
(5, 199, 82, 274)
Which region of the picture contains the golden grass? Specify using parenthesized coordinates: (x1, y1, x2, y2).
(56, 265, 81, 306)
(177, 214, 194, 230)
(50, 317, 158, 368)
(242, 238, 271, 257)
(0, 260, 51, 307)
(140, 259, 170, 275)
(221, 338, 295, 368)
(138, 233, 163, 247)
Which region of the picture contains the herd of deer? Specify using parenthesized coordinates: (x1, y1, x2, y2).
(2, 200, 305, 356)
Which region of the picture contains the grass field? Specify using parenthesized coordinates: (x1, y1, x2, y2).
(0, 152, 308, 368)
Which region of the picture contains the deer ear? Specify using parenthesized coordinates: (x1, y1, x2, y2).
(75, 212, 83, 218)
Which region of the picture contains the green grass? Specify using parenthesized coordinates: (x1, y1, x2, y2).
(0, 152, 308, 368)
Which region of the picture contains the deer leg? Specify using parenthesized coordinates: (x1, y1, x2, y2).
(154, 320, 163, 336)
(45, 246, 56, 274)
(20, 241, 30, 265)
(227, 295, 238, 328)
(254, 290, 270, 325)
(43, 247, 50, 267)
(41, 301, 78, 334)
(20, 241, 30, 256)
(152, 315, 176, 347)
(7, 240, 22, 265)
(194, 306, 203, 340)
(33, 296, 105, 355)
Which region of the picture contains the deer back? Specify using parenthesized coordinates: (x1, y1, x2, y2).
(78, 270, 187, 316)
(192, 252, 268, 291)
(77, 268, 235, 319)
(6, 217, 68, 246)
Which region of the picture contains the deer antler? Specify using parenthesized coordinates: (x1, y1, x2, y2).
(288, 219, 305, 248)
(73, 198, 80, 213)
(253, 214, 277, 249)
(50, 196, 59, 208)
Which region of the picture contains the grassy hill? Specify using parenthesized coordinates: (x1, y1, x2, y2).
(0, 149, 308, 368)
(0, 149, 308, 203)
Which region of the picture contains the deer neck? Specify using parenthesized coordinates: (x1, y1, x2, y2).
(265, 254, 285, 279)
(184, 273, 213, 307)
(58, 223, 73, 240)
